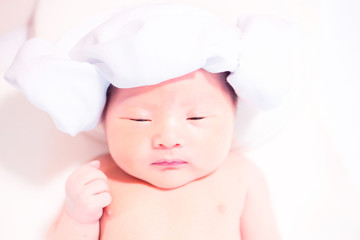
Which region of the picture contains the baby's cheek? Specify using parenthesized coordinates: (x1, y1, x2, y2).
(206, 125, 234, 157)
(108, 130, 144, 157)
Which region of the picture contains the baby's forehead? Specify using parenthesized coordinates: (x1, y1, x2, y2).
(110, 70, 231, 100)
(106, 71, 237, 112)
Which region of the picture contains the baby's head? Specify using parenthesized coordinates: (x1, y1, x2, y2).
(104, 69, 237, 189)
(4, 4, 294, 187)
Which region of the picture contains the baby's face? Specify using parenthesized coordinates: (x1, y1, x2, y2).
(104, 69, 236, 189)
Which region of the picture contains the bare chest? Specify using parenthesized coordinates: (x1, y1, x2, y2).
(99, 171, 245, 240)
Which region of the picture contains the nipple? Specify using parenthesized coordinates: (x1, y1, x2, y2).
(218, 204, 227, 213)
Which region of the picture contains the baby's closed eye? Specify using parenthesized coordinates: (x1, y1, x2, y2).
(187, 116, 206, 120)
(128, 118, 152, 122)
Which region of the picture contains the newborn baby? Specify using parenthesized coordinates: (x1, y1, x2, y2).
(5, 3, 294, 240)
(50, 69, 281, 240)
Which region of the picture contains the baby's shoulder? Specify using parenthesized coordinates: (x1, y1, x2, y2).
(225, 148, 266, 185)
(226, 148, 257, 171)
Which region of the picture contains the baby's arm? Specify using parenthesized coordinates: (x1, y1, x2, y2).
(240, 160, 281, 240)
(47, 161, 112, 240)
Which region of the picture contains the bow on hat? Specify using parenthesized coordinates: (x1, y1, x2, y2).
(5, 4, 296, 136)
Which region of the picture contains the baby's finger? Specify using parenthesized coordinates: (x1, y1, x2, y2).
(65, 165, 107, 197)
(85, 179, 109, 195)
(90, 192, 112, 209)
(71, 164, 108, 186)
(82, 168, 108, 185)
(88, 160, 100, 168)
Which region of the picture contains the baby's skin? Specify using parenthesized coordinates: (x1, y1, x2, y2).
(48, 70, 281, 240)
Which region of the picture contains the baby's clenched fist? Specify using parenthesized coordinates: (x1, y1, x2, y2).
(65, 160, 112, 224)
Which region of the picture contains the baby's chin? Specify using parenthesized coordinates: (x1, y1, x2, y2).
(118, 162, 220, 190)
(127, 171, 205, 190)
(139, 176, 195, 190)
(152, 177, 200, 190)
(135, 170, 217, 190)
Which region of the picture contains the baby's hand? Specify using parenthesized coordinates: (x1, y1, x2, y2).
(65, 160, 112, 224)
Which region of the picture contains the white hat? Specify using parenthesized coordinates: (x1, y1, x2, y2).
(5, 3, 296, 136)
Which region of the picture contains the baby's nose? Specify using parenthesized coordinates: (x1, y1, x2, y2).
(154, 140, 182, 149)
(152, 121, 184, 149)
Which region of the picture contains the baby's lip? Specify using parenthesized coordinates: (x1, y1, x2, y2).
(151, 159, 188, 166)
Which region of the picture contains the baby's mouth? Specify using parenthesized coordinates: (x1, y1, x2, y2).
(151, 159, 188, 166)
